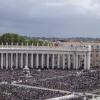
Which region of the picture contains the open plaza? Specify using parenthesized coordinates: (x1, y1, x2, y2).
(0, 68, 100, 100)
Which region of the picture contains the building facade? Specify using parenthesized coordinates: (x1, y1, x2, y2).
(61, 41, 100, 68)
(0, 43, 91, 70)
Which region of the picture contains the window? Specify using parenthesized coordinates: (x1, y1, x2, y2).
(96, 53, 98, 57)
(97, 45, 99, 49)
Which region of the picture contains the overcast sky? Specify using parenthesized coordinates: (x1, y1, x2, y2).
(0, 0, 100, 38)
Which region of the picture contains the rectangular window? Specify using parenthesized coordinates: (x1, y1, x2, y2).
(96, 54, 98, 57)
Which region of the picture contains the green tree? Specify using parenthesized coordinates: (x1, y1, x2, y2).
(0, 33, 49, 46)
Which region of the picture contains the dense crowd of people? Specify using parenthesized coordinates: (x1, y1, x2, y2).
(0, 84, 67, 100)
(0, 69, 76, 83)
(22, 69, 100, 92)
(0, 69, 100, 99)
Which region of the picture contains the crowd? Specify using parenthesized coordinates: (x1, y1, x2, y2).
(0, 69, 100, 99)
(0, 69, 23, 82)
(23, 69, 100, 92)
(0, 69, 77, 83)
(0, 84, 66, 100)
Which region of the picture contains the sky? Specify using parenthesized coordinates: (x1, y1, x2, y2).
(0, 0, 100, 38)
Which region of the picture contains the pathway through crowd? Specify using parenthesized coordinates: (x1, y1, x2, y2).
(11, 83, 71, 94)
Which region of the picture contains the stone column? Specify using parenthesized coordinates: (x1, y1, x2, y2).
(87, 45, 91, 70)
(75, 54, 78, 69)
(42, 54, 44, 69)
(16, 53, 18, 68)
(52, 54, 54, 69)
(6, 53, 8, 69)
(31, 53, 33, 68)
(84, 54, 87, 70)
(11, 53, 13, 69)
(57, 54, 60, 69)
(73, 54, 76, 69)
(47, 54, 49, 69)
(1, 53, 3, 69)
(21, 53, 23, 68)
(87, 52, 91, 70)
(26, 53, 28, 66)
(36, 54, 39, 68)
(68, 54, 70, 69)
(63, 54, 65, 69)
(78, 55, 81, 69)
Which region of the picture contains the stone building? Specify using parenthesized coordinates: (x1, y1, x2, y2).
(61, 41, 100, 68)
(0, 43, 91, 70)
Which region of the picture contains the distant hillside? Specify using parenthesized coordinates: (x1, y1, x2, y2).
(0, 33, 100, 44)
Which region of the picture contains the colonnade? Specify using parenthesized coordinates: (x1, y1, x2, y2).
(0, 44, 91, 70)
(0, 52, 91, 70)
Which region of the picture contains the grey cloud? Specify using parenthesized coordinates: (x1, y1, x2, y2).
(0, 0, 100, 37)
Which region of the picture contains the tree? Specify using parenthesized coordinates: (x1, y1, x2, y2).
(0, 33, 48, 46)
